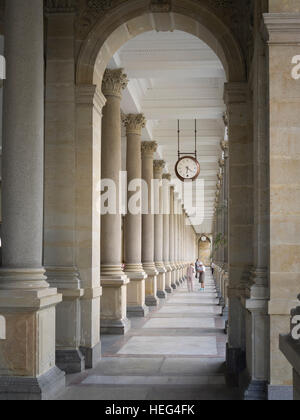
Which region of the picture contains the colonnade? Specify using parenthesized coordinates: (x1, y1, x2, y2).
(1, 0, 300, 402)
(99, 68, 196, 334)
(212, 135, 229, 314)
(0, 4, 197, 398)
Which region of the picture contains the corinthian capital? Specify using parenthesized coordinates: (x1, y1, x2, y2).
(122, 113, 146, 135)
(141, 141, 158, 158)
(220, 140, 229, 152)
(102, 68, 128, 98)
(162, 173, 171, 182)
(153, 160, 166, 178)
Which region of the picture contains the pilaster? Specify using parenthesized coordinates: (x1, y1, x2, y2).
(263, 12, 300, 399)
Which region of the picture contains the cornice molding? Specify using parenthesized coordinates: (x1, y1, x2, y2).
(263, 13, 300, 44)
(45, 0, 77, 13)
(150, 0, 171, 13)
(209, 0, 234, 8)
(76, 84, 106, 114)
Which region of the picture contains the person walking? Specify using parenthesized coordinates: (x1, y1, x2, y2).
(195, 259, 201, 281)
(186, 263, 195, 293)
(197, 261, 206, 291)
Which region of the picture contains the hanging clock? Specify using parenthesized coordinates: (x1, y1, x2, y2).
(175, 120, 200, 182)
(175, 156, 200, 182)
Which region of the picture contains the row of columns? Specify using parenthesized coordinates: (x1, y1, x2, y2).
(212, 136, 229, 311)
(0, 7, 195, 397)
(99, 68, 192, 334)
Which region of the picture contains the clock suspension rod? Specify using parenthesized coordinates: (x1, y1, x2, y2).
(177, 119, 180, 160)
(195, 119, 197, 160)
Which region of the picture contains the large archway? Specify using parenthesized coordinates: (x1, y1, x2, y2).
(44, 0, 251, 393)
(76, 0, 245, 86)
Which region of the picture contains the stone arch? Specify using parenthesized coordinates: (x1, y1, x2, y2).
(76, 0, 246, 87)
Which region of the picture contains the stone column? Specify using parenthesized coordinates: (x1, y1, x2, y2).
(280, 296, 300, 400)
(122, 114, 148, 317)
(178, 197, 183, 282)
(75, 85, 105, 368)
(178, 205, 184, 283)
(181, 206, 186, 281)
(264, 11, 300, 400)
(241, 23, 270, 400)
(169, 185, 177, 289)
(101, 69, 130, 335)
(224, 82, 253, 383)
(184, 213, 188, 275)
(141, 142, 159, 306)
(0, 0, 65, 400)
(162, 174, 172, 294)
(174, 193, 181, 285)
(44, 6, 85, 375)
(153, 160, 167, 299)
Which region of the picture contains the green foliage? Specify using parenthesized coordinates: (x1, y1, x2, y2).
(210, 233, 227, 259)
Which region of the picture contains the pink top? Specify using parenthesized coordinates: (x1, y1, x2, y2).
(186, 265, 195, 280)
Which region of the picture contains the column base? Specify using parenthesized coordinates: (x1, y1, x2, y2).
(146, 295, 159, 307)
(239, 369, 268, 400)
(165, 286, 173, 294)
(294, 369, 300, 400)
(100, 318, 131, 335)
(56, 349, 85, 374)
(0, 367, 65, 401)
(243, 380, 268, 400)
(143, 264, 159, 308)
(127, 305, 149, 318)
(80, 341, 102, 369)
(171, 283, 177, 290)
(126, 268, 148, 318)
(226, 344, 246, 386)
(101, 272, 130, 335)
(157, 290, 167, 299)
(268, 385, 293, 401)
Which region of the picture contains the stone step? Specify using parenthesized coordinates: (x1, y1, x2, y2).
(82, 375, 226, 386)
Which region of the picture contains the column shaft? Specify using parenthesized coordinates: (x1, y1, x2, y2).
(224, 82, 252, 383)
(44, 10, 85, 374)
(174, 194, 180, 285)
(123, 114, 148, 317)
(75, 85, 104, 368)
(0, 0, 64, 400)
(141, 142, 159, 306)
(162, 174, 172, 293)
(154, 160, 167, 298)
(169, 186, 177, 289)
(101, 69, 130, 335)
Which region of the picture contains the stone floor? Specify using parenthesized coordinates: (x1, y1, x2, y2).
(58, 272, 240, 400)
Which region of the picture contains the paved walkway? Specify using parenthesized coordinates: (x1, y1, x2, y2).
(58, 271, 239, 400)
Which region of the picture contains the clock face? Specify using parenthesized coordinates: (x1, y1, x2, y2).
(175, 156, 200, 182)
(201, 236, 207, 242)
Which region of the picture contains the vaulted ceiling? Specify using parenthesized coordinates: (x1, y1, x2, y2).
(110, 30, 226, 234)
